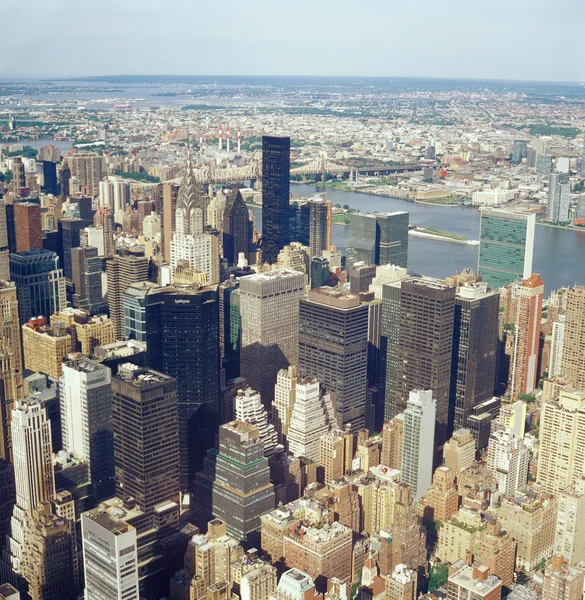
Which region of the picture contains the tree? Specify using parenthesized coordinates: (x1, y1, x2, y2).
(0, 171, 13, 183)
(428, 565, 449, 592)
(518, 393, 536, 403)
(343, 204, 350, 210)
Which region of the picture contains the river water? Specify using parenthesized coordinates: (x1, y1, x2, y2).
(253, 183, 585, 294)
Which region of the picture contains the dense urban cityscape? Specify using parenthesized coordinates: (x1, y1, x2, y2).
(0, 70, 584, 600)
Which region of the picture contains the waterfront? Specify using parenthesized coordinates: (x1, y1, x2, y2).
(281, 183, 585, 293)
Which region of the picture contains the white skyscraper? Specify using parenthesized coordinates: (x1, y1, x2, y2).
(549, 317, 566, 377)
(59, 358, 114, 500)
(400, 390, 436, 500)
(548, 172, 570, 223)
(487, 430, 530, 498)
(6, 399, 55, 573)
(287, 378, 336, 463)
(554, 477, 585, 566)
(82, 507, 139, 600)
(170, 148, 219, 283)
(369, 264, 408, 300)
(234, 387, 278, 456)
(272, 366, 298, 445)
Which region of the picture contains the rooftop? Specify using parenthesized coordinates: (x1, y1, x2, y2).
(84, 506, 134, 536)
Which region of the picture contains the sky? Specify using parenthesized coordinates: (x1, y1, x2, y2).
(1, 0, 583, 82)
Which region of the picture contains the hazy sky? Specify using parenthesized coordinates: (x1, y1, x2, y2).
(1, 0, 583, 81)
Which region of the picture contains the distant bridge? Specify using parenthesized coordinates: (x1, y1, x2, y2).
(161, 152, 423, 185)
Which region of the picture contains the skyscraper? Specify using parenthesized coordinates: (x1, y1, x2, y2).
(450, 283, 499, 430)
(549, 317, 566, 378)
(547, 172, 570, 223)
(9, 249, 66, 324)
(554, 477, 585, 566)
(346, 212, 408, 272)
(81, 507, 139, 600)
(511, 140, 528, 164)
(123, 281, 157, 342)
(14, 202, 42, 252)
(11, 158, 26, 194)
(307, 199, 331, 259)
(509, 274, 544, 398)
(561, 287, 585, 390)
(67, 153, 102, 197)
(106, 248, 149, 339)
(262, 136, 291, 264)
(478, 208, 535, 290)
(59, 163, 71, 197)
(193, 420, 275, 547)
(234, 387, 278, 456)
(111, 363, 181, 589)
(219, 277, 241, 380)
(486, 430, 529, 498)
(223, 189, 250, 265)
(161, 182, 179, 262)
(58, 217, 86, 280)
(299, 287, 369, 430)
(401, 390, 436, 500)
(397, 278, 455, 452)
(60, 358, 114, 501)
(5, 399, 55, 575)
(239, 269, 304, 405)
(42, 160, 58, 195)
(170, 151, 220, 284)
(145, 284, 220, 490)
(70, 246, 104, 313)
(0, 282, 23, 463)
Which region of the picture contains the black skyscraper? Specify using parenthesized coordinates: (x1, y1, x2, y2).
(261, 136, 290, 264)
(58, 217, 85, 279)
(223, 190, 250, 265)
(146, 284, 220, 491)
(42, 161, 58, 195)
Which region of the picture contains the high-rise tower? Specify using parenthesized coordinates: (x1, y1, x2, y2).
(223, 189, 250, 265)
(239, 269, 304, 405)
(14, 202, 42, 252)
(262, 136, 291, 264)
(561, 287, 585, 390)
(478, 208, 535, 290)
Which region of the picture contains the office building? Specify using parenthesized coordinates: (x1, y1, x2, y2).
(42, 160, 58, 195)
(68, 153, 103, 197)
(11, 157, 26, 194)
(272, 366, 298, 445)
(310, 257, 329, 289)
(60, 358, 114, 501)
(487, 430, 529, 497)
(447, 566, 501, 600)
(0, 282, 23, 462)
(22, 317, 72, 379)
(542, 556, 585, 600)
(262, 136, 291, 264)
(498, 488, 557, 572)
(81, 507, 139, 600)
(145, 284, 219, 490)
(386, 564, 417, 600)
(548, 173, 570, 223)
(549, 317, 566, 377)
(536, 154, 553, 175)
(381, 417, 403, 470)
(14, 202, 42, 252)
(170, 151, 219, 284)
(561, 287, 585, 390)
(349, 262, 377, 294)
(18, 502, 75, 600)
(299, 287, 369, 430)
(240, 563, 277, 600)
(400, 390, 436, 500)
(423, 465, 459, 524)
(5, 399, 55, 575)
(346, 212, 408, 271)
(193, 420, 275, 547)
(111, 364, 181, 590)
(70, 246, 104, 312)
(58, 217, 85, 280)
(10, 249, 66, 325)
(443, 429, 475, 475)
(282, 521, 352, 582)
(510, 274, 544, 398)
(478, 208, 535, 290)
(161, 182, 179, 262)
(58, 162, 71, 197)
(234, 387, 278, 456)
(0, 460, 15, 550)
(511, 140, 528, 164)
(223, 189, 250, 265)
(123, 281, 157, 342)
(287, 378, 336, 462)
(270, 569, 320, 600)
(219, 278, 241, 380)
(451, 283, 499, 430)
(240, 269, 304, 405)
(538, 388, 585, 495)
(397, 278, 455, 451)
(0, 199, 9, 280)
(106, 249, 149, 339)
(437, 508, 489, 564)
(554, 477, 585, 566)
(0, 584, 18, 600)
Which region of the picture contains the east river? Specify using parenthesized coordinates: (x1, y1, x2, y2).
(251, 183, 585, 294)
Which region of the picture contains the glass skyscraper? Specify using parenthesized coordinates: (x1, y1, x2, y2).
(477, 208, 535, 291)
(261, 136, 291, 264)
(9, 249, 66, 324)
(346, 212, 408, 272)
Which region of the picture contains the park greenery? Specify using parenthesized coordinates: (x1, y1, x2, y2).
(114, 169, 160, 183)
(3, 145, 38, 159)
